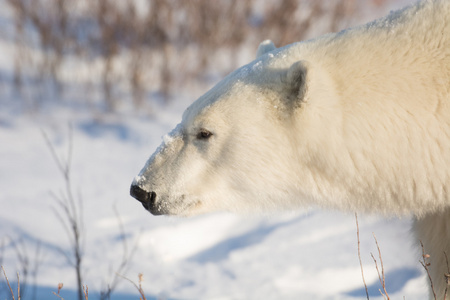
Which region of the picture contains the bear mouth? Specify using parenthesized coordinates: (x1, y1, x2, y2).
(149, 195, 201, 216)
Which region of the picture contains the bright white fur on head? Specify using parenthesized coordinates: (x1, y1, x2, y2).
(133, 1, 450, 298)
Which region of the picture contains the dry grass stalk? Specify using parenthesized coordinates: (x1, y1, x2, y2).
(355, 213, 370, 300)
(82, 285, 88, 300)
(42, 126, 84, 300)
(118, 273, 147, 300)
(1, 266, 20, 300)
(420, 241, 437, 300)
(1, 238, 44, 300)
(99, 204, 140, 300)
(52, 292, 64, 300)
(41, 128, 136, 300)
(370, 233, 390, 300)
(17, 272, 21, 300)
(52, 282, 65, 300)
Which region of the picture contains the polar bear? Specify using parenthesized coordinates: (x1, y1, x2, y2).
(130, 1, 450, 298)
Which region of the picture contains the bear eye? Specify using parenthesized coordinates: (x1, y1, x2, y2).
(197, 129, 213, 140)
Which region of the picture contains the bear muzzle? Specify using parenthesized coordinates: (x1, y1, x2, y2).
(129, 184, 163, 215)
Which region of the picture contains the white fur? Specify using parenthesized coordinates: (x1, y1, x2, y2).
(133, 1, 450, 298)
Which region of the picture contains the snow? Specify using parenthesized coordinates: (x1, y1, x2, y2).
(0, 109, 427, 299)
(0, 1, 427, 299)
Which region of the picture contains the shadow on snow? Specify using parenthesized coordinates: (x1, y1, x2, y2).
(187, 216, 306, 263)
(346, 267, 422, 298)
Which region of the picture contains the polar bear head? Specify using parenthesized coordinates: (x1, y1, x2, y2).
(130, 40, 338, 216)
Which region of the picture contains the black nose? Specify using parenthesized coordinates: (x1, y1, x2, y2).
(130, 184, 157, 212)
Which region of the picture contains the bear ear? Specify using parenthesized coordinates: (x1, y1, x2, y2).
(256, 40, 276, 58)
(283, 60, 309, 107)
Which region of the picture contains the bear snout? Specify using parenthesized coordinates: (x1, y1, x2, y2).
(130, 185, 162, 215)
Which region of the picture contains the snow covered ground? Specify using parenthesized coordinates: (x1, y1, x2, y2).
(0, 1, 429, 299)
(0, 105, 427, 300)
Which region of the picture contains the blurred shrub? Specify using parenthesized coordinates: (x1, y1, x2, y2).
(7, 0, 359, 114)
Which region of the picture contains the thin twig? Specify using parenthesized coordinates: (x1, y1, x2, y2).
(355, 213, 369, 300)
(52, 292, 64, 300)
(100, 205, 141, 300)
(17, 272, 21, 300)
(82, 285, 88, 300)
(371, 253, 387, 300)
(53, 283, 64, 300)
(116, 273, 146, 300)
(8, 238, 29, 296)
(43, 127, 84, 300)
(114, 204, 128, 264)
(41, 130, 67, 180)
(372, 233, 390, 299)
(419, 241, 437, 300)
(444, 252, 449, 300)
(2, 266, 16, 300)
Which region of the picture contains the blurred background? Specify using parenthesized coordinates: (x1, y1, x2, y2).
(2, 0, 409, 115)
(0, 1, 423, 300)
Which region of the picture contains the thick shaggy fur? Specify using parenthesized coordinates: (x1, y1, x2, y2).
(132, 1, 450, 298)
